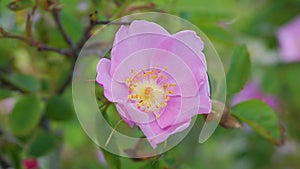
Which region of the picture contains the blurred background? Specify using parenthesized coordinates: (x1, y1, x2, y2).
(0, 0, 300, 168)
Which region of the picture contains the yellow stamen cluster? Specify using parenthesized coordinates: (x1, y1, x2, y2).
(125, 67, 176, 119)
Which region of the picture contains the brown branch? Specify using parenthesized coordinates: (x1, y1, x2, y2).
(25, 0, 39, 38)
(31, 0, 39, 15)
(0, 33, 72, 56)
(1, 10, 131, 95)
(57, 68, 73, 94)
(203, 101, 242, 129)
(77, 20, 130, 51)
(51, 10, 75, 48)
(76, 24, 94, 51)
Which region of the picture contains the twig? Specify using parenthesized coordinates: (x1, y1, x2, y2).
(1, 10, 131, 95)
(76, 24, 94, 51)
(95, 21, 131, 25)
(51, 10, 75, 48)
(0, 34, 28, 43)
(56, 68, 73, 94)
(0, 33, 72, 56)
(76, 20, 130, 51)
(31, 0, 39, 15)
(26, 0, 39, 38)
(37, 44, 73, 56)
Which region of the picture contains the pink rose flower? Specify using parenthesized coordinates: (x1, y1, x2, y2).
(96, 20, 211, 148)
(23, 158, 39, 169)
(277, 15, 300, 62)
(231, 80, 279, 110)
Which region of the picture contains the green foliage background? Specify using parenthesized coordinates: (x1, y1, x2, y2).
(1, 0, 300, 169)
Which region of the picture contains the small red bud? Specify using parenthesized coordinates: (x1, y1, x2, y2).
(23, 158, 39, 169)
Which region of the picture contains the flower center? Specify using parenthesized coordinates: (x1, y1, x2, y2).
(125, 66, 176, 118)
(144, 87, 153, 97)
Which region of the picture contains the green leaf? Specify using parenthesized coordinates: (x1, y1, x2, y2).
(27, 132, 56, 157)
(9, 95, 42, 136)
(226, 45, 251, 100)
(201, 26, 232, 44)
(3, 73, 40, 93)
(231, 100, 282, 145)
(0, 88, 11, 100)
(101, 148, 121, 169)
(175, 0, 234, 15)
(0, 55, 10, 68)
(261, 66, 281, 94)
(60, 10, 84, 42)
(277, 63, 300, 110)
(45, 95, 74, 121)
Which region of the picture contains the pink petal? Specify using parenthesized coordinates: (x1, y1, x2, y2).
(111, 25, 129, 74)
(137, 119, 192, 148)
(157, 71, 181, 96)
(149, 49, 199, 97)
(111, 32, 207, 91)
(113, 20, 169, 45)
(112, 49, 152, 83)
(277, 15, 300, 62)
(230, 80, 279, 110)
(116, 104, 135, 128)
(110, 20, 170, 75)
(156, 35, 207, 86)
(110, 21, 208, 87)
(111, 80, 130, 104)
(128, 20, 170, 36)
(157, 77, 211, 129)
(182, 93, 211, 118)
(110, 34, 166, 75)
(173, 30, 206, 68)
(96, 59, 129, 103)
(113, 25, 129, 46)
(96, 58, 113, 101)
(112, 48, 199, 97)
(156, 96, 181, 129)
(118, 103, 156, 124)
